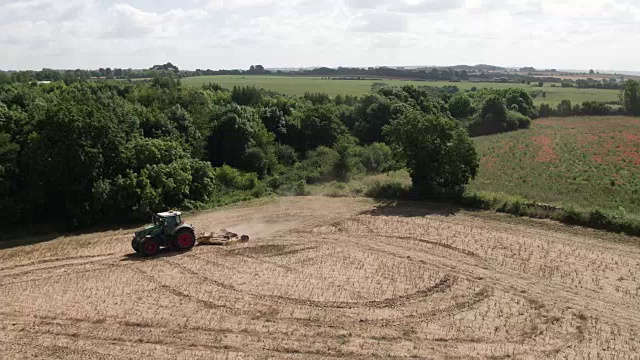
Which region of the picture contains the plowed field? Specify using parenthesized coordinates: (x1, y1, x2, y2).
(1, 197, 640, 359)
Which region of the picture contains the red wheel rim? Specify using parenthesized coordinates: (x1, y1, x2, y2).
(178, 233, 193, 247)
(144, 241, 158, 254)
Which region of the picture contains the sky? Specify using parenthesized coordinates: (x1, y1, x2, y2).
(1, 0, 639, 71)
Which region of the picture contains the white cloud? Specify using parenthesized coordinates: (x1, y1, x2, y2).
(391, 0, 467, 13)
(351, 11, 408, 33)
(0, 0, 639, 71)
(0, 0, 96, 21)
(102, 3, 208, 39)
(205, 0, 274, 10)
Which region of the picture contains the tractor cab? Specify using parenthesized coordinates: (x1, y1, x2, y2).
(154, 211, 183, 235)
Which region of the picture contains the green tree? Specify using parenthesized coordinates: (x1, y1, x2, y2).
(480, 95, 507, 123)
(333, 136, 362, 182)
(231, 86, 262, 106)
(166, 105, 204, 157)
(206, 105, 276, 175)
(448, 92, 475, 119)
(359, 142, 397, 173)
(353, 94, 411, 144)
(384, 111, 478, 193)
(557, 99, 572, 117)
(622, 80, 640, 116)
(291, 104, 348, 154)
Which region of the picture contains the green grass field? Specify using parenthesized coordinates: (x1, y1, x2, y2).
(468, 116, 640, 219)
(182, 75, 621, 106)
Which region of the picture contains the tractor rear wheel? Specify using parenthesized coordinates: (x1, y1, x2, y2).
(140, 238, 160, 257)
(174, 229, 196, 250)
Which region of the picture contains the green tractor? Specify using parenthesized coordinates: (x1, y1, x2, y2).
(131, 211, 196, 257)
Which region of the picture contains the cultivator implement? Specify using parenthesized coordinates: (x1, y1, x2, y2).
(198, 229, 250, 246)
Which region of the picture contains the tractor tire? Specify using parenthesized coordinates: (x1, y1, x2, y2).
(140, 238, 160, 257)
(174, 229, 196, 251)
(132, 239, 140, 253)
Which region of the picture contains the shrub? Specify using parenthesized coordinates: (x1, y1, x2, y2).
(506, 110, 532, 130)
(303, 92, 332, 105)
(364, 181, 410, 199)
(359, 143, 397, 174)
(275, 143, 298, 166)
(580, 101, 609, 116)
(296, 146, 340, 184)
(538, 103, 556, 118)
(231, 86, 262, 106)
(448, 92, 475, 119)
(623, 80, 640, 116)
(333, 137, 363, 182)
(213, 165, 259, 191)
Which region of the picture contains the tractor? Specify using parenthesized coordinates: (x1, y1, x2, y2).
(131, 211, 196, 257)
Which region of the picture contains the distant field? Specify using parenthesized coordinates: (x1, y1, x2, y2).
(182, 75, 621, 105)
(469, 116, 640, 218)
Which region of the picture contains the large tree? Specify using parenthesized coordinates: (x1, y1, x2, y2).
(622, 80, 640, 116)
(384, 111, 478, 193)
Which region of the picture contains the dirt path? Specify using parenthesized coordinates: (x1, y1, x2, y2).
(1, 197, 639, 359)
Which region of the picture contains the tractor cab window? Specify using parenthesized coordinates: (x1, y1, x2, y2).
(165, 216, 176, 228)
(176, 215, 182, 224)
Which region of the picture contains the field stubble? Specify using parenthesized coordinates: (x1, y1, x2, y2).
(1, 197, 640, 359)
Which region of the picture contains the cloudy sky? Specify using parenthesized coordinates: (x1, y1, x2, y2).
(1, 0, 639, 71)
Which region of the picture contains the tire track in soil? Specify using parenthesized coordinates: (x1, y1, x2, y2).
(166, 249, 456, 310)
(3, 197, 640, 358)
(337, 227, 640, 329)
(0, 253, 120, 275)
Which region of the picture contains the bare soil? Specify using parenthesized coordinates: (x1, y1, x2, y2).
(1, 197, 640, 359)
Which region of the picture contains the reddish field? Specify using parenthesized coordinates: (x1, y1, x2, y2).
(470, 117, 640, 219)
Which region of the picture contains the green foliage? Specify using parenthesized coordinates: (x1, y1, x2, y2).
(7, 72, 621, 233)
(364, 181, 410, 199)
(384, 111, 479, 193)
(333, 136, 363, 182)
(557, 99, 572, 117)
(460, 191, 640, 237)
(506, 110, 532, 130)
(231, 86, 262, 106)
(0, 81, 251, 229)
(296, 146, 340, 184)
(206, 104, 276, 175)
(290, 104, 349, 154)
(448, 92, 475, 119)
(480, 95, 508, 123)
(274, 143, 298, 166)
(504, 88, 534, 116)
(303, 92, 332, 105)
(359, 143, 397, 174)
(538, 103, 556, 117)
(213, 164, 259, 191)
(353, 94, 411, 144)
(622, 80, 640, 116)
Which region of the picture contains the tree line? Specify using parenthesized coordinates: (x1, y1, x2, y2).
(0, 76, 538, 231)
(538, 80, 640, 117)
(1, 75, 637, 233)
